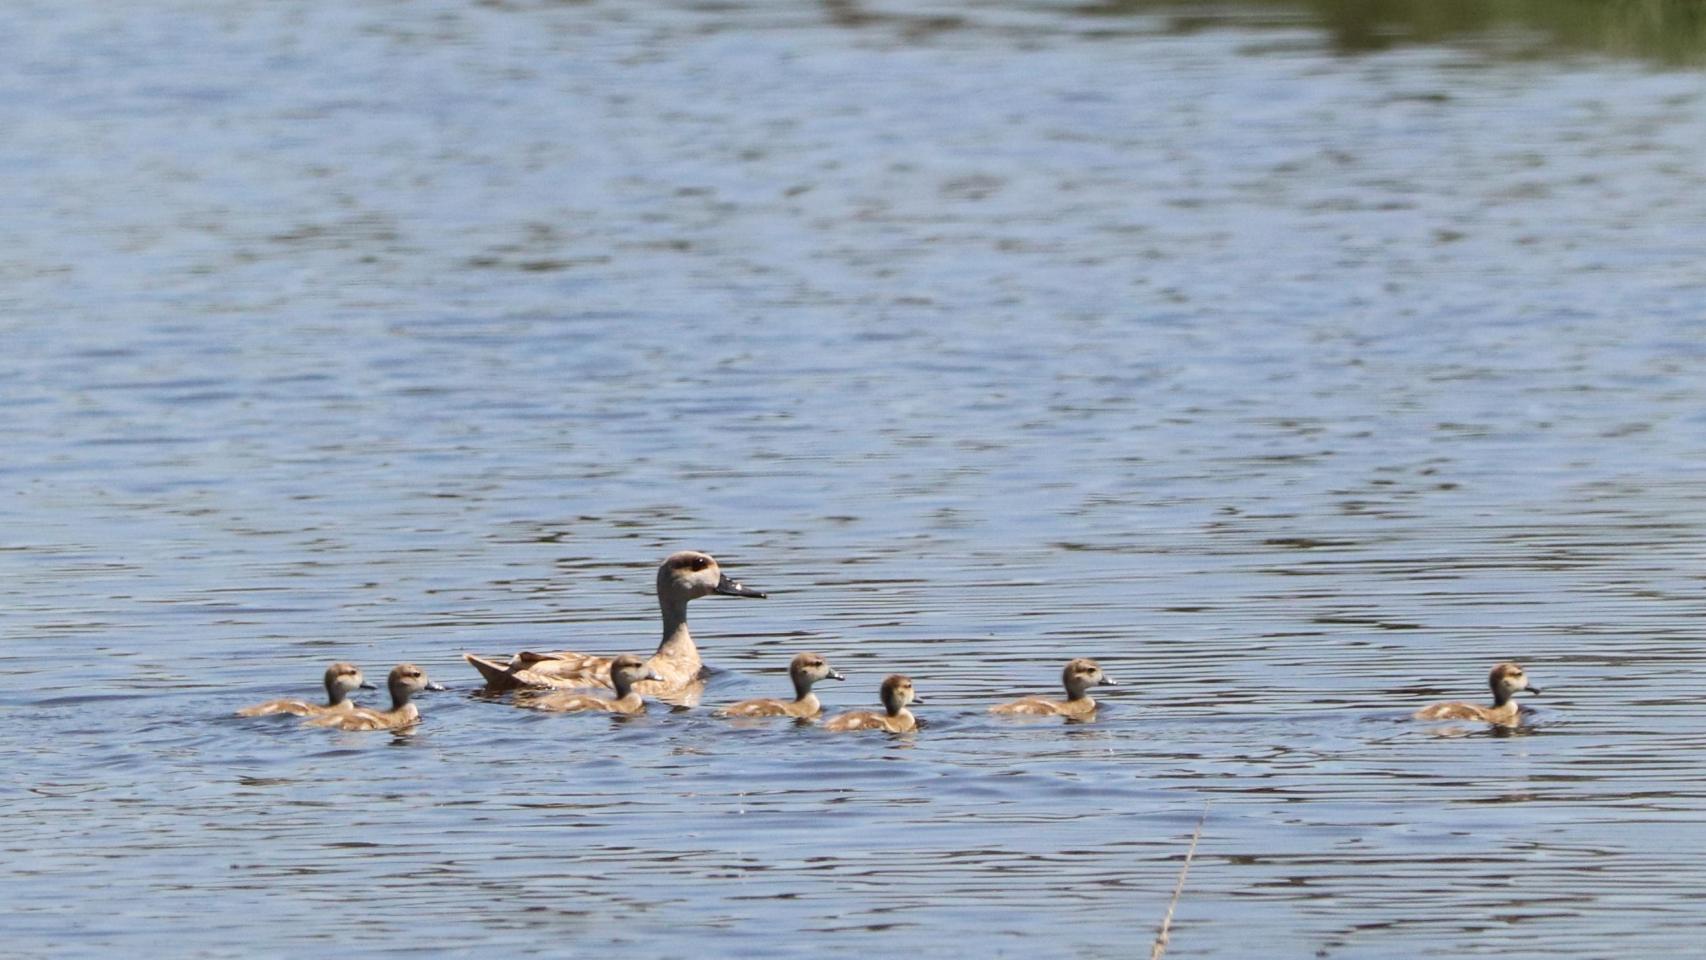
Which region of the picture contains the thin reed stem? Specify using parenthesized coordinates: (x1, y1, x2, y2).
(1150, 803, 1208, 960)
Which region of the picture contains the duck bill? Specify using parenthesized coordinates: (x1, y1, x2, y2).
(1525, 686, 1541, 696)
(644, 670, 664, 682)
(359, 681, 379, 690)
(908, 695, 925, 705)
(828, 670, 846, 681)
(425, 681, 448, 692)
(1099, 676, 1120, 687)
(712, 573, 766, 598)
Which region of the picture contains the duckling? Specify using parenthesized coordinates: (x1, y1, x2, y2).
(991, 658, 1117, 720)
(824, 675, 921, 733)
(236, 662, 376, 717)
(1415, 662, 1540, 727)
(715, 653, 845, 719)
(518, 655, 661, 715)
(309, 664, 443, 732)
(462, 552, 765, 700)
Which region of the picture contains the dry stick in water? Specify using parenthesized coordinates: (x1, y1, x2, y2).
(1150, 803, 1209, 960)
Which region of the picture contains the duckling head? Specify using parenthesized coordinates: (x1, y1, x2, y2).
(323, 662, 375, 704)
(609, 654, 663, 696)
(879, 674, 920, 714)
(790, 652, 845, 694)
(658, 551, 766, 604)
(1062, 658, 1117, 698)
(385, 664, 439, 706)
(1490, 662, 1539, 704)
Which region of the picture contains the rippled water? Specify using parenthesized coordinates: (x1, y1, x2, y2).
(6, 2, 1706, 957)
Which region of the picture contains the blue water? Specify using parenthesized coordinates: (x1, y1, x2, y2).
(5, 2, 1706, 957)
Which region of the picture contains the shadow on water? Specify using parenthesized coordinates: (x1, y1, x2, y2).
(1072, 0, 1706, 64)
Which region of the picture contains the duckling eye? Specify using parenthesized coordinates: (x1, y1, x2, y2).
(692, 557, 710, 570)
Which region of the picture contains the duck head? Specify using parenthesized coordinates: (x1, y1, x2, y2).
(1062, 658, 1117, 699)
(879, 674, 920, 715)
(789, 652, 845, 696)
(323, 662, 375, 704)
(1490, 662, 1539, 704)
(657, 551, 766, 604)
(609, 654, 664, 696)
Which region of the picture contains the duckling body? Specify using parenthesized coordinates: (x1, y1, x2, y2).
(992, 658, 1116, 720)
(463, 552, 764, 701)
(519, 656, 659, 715)
(310, 664, 439, 732)
(716, 653, 844, 719)
(825, 675, 921, 733)
(237, 662, 375, 717)
(1415, 662, 1539, 727)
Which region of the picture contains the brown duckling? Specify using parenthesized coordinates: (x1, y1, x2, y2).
(716, 653, 845, 719)
(1414, 662, 1540, 727)
(462, 551, 765, 699)
(824, 675, 921, 733)
(518, 655, 661, 715)
(237, 662, 376, 717)
(309, 664, 443, 732)
(991, 658, 1117, 720)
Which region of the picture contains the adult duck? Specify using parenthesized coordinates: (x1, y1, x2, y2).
(463, 551, 765, 701)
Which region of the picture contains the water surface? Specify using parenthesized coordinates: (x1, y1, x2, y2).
(5, 2, 1706, 957)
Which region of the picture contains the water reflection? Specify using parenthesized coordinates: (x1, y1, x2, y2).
(1076, 0, 1706, 64)
(808, 0, 1706, 64)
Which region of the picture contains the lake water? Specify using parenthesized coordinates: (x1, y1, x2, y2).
(5, 2, 1706, 957)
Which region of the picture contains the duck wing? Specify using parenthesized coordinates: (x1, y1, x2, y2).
(715, 698, 790, 718)
(309, 708, 389, 731)
(237, 698, 314, 717)
(463, 650, 614, 690)
(1414, 701, 1486, 721)
(990, 697, 1061, 717)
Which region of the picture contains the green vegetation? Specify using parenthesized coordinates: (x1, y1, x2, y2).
(1078, 0, 1706, 65)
